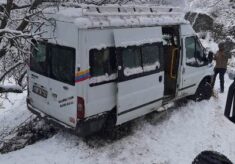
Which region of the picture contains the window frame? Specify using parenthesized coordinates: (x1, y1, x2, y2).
(185, 36, 208, 67)
(117, 42, 163, 82)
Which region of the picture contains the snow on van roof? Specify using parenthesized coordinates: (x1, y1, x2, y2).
(0, 0, 6, 5)
(55, 4, 188, 29)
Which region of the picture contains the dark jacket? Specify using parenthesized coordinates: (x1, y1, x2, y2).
(214, 50, 228, 69)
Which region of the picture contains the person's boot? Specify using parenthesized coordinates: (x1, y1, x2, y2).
(220, 81, 224, 93)
(220, 86, 224, 93)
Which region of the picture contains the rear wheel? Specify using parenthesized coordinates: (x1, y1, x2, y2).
(193, 79, 212, 101)
(102, 110, 117, 139)
(102, 109, 132, 140)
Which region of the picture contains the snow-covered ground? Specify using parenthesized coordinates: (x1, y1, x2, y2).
(0, 75, 235, 164)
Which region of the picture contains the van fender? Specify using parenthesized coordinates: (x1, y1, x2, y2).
(196, 75, 213, 92)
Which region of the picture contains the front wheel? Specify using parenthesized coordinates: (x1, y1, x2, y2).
(193, 79, 212, 101)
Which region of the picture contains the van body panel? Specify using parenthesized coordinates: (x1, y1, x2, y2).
(113, 27, 164, 125)
(178, 32, 214, 97)
(116, 72, 164, 125)
(28, 21, 78, 127)
(47, 78, 77, 127)
(28, 71, 49, 116)
(27, 9, 214, 135)
(113, 27, 162, 47)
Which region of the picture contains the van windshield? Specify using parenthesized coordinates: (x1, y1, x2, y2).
(30, 42, 75, 85)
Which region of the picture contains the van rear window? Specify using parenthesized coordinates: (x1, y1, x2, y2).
(30, 42, 75, 85)
(30, 44, 47, 76)
(50, 45, 75, 85)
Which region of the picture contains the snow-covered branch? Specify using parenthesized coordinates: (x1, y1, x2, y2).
(0, 61, 24, 81)
(0, 0, 51, 94)
(0, 85, 22, 93)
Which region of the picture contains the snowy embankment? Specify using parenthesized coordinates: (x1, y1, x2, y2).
(0, 76, 235, 164)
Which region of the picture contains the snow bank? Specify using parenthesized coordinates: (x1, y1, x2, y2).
(0, 92, 31, 136)
(1, 75, 235, 164)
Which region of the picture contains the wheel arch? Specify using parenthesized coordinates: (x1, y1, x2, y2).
(192, 75, 213, 101)
(194, 75, 213, 94)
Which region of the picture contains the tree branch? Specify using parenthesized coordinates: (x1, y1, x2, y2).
(0, 0, 13, 29)
(0, 61, 23, 81)
(0, 85, 22, 93)
(17, 70, 27, 87)
(16, 0, 43, 31)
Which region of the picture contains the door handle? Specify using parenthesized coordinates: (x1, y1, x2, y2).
(159, 76, 162, 82)
(63, 86, 68, 90)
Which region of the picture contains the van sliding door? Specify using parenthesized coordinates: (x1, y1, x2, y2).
(114, 27, 165, 125)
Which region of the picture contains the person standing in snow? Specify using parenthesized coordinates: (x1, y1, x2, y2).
(212, 42, 229, 93)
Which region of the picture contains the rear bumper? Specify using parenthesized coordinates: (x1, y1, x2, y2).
(26, 97, 108, 136)
(27, 98, 74, 129)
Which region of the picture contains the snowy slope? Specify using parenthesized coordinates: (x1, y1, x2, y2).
(0, 76, 235, 164)
(0, 1, 235, 163)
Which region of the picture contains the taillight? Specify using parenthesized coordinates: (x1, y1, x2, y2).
(77, 97, 85, 119)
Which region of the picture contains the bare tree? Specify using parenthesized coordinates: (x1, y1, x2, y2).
(0, 0, 49, 94)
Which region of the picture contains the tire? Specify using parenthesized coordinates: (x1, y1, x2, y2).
(102, 111, 117, 139)
(192, 151, 233, 164)
(193, 79, 212, 102)
(102, 110, 132, 140)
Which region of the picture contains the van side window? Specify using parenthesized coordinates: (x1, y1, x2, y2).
(89, 48, 116, 77)
(122, 47, 143, 76)
(121, 43, 161, 77)
(142, 44, 160, 71)
(185, 36, 207, 67)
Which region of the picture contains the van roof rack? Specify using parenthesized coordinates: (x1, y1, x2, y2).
(61, 3, 184, 17)
(56, 3, 187, 29)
